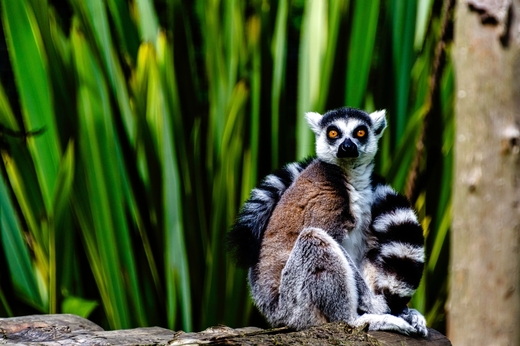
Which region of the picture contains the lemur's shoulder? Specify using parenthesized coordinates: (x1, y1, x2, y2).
(265, 159, 355, 245)
(227, 157, 315, 268)
(299, 159, 349, 186)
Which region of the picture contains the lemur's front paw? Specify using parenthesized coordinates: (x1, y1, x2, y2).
(399, 308, 428, 337)
(355, 314, 417, 336)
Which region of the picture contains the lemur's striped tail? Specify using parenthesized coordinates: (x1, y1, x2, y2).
(227, 158, 315, 268)
(363, 183, 425, 315)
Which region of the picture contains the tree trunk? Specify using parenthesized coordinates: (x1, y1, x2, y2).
(449, 1, 520, 345)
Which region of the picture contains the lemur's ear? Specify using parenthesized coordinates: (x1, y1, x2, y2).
(369, 110, 387, 138)
(305, 112, 322, 135)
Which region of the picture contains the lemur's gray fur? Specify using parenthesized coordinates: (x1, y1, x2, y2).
(228, 107, 427, 336)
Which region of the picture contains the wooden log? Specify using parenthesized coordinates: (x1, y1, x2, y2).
(0, 314, 451, 345)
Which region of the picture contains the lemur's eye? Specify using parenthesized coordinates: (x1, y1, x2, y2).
(356, 129, 366, 138)
(328, 129, 339, 139)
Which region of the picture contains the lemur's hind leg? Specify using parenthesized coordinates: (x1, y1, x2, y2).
(277, 227, 417, 335)
(277, 227, 359, 329)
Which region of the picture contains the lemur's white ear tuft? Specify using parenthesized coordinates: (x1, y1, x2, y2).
(369, 110, 387, 138)
(305, 112, 322, 134)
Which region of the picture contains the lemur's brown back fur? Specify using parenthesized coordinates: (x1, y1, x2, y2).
(256, 160, 356, 299)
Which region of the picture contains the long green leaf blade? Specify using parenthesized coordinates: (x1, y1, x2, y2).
(136, 41, 192, 330)
(135, 0, 159, 42)
(72, 28, 130, 329)
(0, 173, 43, 309)
(296, 0, 327, 159)
(270, 0, 289, 168)
(345, 0, 379, 108)
(2, 0, 61, 211)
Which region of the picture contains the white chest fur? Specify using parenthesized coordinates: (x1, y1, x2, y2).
(340, 166, 373, 267)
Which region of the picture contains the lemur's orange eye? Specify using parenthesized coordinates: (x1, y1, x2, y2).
(356, 129, 366, 138)
(328, 130, 338, 139)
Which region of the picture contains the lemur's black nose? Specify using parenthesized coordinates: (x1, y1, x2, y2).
(337, 138, 359, 158)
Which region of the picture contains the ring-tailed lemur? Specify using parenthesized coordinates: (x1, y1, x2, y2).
(228, 107, 427, 336)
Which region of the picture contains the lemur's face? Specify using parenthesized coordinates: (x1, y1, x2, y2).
(305, 108, 387, 166)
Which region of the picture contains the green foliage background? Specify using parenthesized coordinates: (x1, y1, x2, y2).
(0, 0, 453, 333)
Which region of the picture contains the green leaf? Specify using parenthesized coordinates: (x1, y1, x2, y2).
(384, 105, 426, 192)
(248, 11, 261, 186)
(62, 296, 99, 318)
(47, 140, 75, 313)
(296, 0, 327, 159)
(415, 0, 434, 50)
(345, 0, 379, 108)
(270, 0, 289, 168)
(317, 0, 347, 112)
(72, 27, 131, 329)
(2, 0, 61, 211)
(0, 171, 43, 310)
(135, 0, 159, 43)
(1, 142, 48, 290)
(51, 141, 75, 229)
(136, 41, 192, 330)
(71, 0, 137, 144)
(0, 84, 18, 131)
(106, 0, 140, 58)
(0, 286, 13, 316)
(389, 1, 417, 142)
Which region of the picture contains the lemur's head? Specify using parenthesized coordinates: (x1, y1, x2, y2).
(305, 107, 387, 167)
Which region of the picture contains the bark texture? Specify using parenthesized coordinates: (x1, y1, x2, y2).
(450, 0, 520, 345)
(0, 314, 451, 345)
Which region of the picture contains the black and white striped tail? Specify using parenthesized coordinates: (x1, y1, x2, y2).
(227, 158, 315, 268)
(364, 182, 425, 315)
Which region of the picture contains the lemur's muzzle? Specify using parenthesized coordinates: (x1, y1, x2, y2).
(337, 138, 359, 158)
